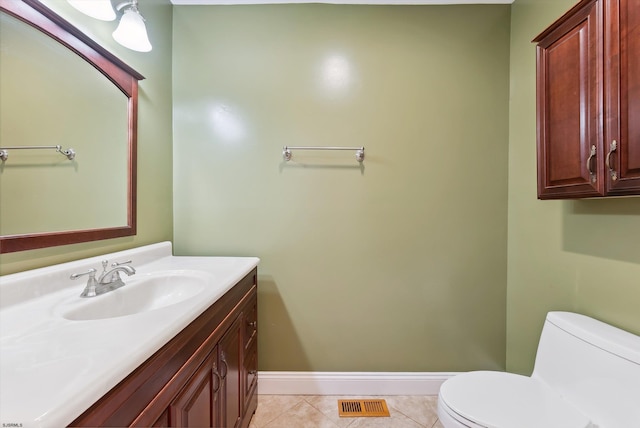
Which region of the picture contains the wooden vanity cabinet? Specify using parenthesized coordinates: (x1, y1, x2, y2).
(70, 269, 258, 428)
(533, 0, 640, 199)
(165, 349, 221, 427)
(242, 294, 258, 412)
(219, 316, 243, 428)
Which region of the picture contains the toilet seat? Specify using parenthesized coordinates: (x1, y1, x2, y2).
(438, 396, 487, 428)
(438, 371, 592, 428)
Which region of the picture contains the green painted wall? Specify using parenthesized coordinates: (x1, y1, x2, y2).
(6, 0, 633, 377)
(0, 0, 174, 276)
(507, 0, 640, 375)
(173, 4, 511, 371)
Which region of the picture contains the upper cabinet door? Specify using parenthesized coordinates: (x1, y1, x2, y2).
(534, 0, 604, 199)
(534, 0, 640, 199)
(604, 0, 640, 194)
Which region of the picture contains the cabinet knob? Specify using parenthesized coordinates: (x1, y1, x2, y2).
(247, 321, 257, 329)
(606, 140, 618, 181)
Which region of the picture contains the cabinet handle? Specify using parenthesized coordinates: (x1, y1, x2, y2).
(247, 321, 257, 329)
(213, 369, 222, 393)
(220, 353, 228, 379)
(606, 140, 618, 181)
(586, 145, 597, 183)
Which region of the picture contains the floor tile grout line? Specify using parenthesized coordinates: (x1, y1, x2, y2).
(254, 395, 306, 428)
(387, 405, 431, 428)
(301, 395, 355, 427)
(388, 396, 441, 428)
(298, 396, 343, 428)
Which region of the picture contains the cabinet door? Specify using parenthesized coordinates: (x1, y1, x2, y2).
(220, 316, 243, 428)
(152, 410, 169, 427)
(604, 0, 640, 194)
(168, 351, 221, 427)
(535, 0, 604, 199)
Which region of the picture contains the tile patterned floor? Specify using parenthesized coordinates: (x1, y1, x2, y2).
(249, 395, 445, 428)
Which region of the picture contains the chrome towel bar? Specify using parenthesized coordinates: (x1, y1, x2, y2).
(283, 146, 364, 162)
(0, 145, 76, 162)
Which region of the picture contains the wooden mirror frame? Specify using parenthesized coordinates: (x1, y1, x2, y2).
(0, 0, 144, 254)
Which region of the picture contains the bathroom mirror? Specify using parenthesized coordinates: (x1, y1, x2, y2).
(0, 0, 143, 253)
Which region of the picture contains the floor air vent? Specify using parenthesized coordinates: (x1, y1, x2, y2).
(338, 399, 390, 417)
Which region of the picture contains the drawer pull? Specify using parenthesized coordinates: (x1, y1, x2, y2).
(606, 140, 618, 181)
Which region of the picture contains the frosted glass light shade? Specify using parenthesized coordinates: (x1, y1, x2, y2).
(67, 0, 116, 21)
(112, 9, 152, 52)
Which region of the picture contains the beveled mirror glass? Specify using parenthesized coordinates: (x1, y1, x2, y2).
(0, 0, 143, 253)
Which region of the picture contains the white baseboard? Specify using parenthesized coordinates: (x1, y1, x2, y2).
(257, 371, 459, 396)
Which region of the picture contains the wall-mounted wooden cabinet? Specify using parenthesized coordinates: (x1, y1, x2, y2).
(534, 0, 640, 199)
(70, 269, 258, 428)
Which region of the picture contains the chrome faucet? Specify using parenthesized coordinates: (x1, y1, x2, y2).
(70, 259, 136, 298)
(98, 260, 136, 290)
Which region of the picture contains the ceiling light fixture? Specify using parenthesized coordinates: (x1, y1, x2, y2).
(67, 0, 152, 53)
(67, 0, 116, 21)
(112, 0, 152, 52)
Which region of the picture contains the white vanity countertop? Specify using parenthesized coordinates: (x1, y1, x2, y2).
(0, 242, 259, 428)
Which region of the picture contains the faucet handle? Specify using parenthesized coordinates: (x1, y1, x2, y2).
(111, 259, 132, 268)
(70, 268, 98, 297)
(70, 268, 97, 283)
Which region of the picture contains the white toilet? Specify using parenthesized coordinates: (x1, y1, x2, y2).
(438, 312, 640, 428)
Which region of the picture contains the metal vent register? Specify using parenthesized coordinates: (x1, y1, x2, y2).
(338, 399, 390, 417)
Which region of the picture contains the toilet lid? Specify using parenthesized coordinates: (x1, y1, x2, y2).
(439, 371, 592, 428)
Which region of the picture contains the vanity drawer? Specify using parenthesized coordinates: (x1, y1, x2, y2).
(243, 294, 257, 351)
(243, 341, 258, 411)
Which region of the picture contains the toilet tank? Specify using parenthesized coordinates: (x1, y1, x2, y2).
(531, 312, 640, 428)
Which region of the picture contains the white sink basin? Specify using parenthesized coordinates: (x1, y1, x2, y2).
(61, 270, 208, 321)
